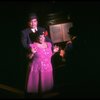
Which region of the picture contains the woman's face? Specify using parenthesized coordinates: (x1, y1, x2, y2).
(39, 35, 45, 43)
(28, 18, 38, 28)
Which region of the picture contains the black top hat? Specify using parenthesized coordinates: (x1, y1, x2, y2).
(28, 13, 38, 21)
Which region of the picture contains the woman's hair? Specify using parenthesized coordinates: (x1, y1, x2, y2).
(29, 31, 40, 43)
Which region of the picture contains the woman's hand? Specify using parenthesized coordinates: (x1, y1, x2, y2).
(29, 44, 36, 53)
(31, 47, 37, 53)
(53, 45, 59, 53)
(27, 47, 36, 59)
(27, 53, 34, 59)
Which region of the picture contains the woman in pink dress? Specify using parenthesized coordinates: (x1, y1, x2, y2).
(26, 33, 59, 94)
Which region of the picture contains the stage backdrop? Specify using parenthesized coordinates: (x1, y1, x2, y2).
(49, 22, 72, 43)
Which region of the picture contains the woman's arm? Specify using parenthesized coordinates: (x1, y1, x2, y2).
(27, 44, 37, 59)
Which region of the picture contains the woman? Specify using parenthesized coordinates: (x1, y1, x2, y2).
(26, 32, 59, 94)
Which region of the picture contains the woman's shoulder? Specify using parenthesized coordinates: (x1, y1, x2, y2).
(46, 42, 52, 46)
(29, 42, 38, 47)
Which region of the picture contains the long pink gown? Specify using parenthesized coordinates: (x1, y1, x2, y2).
(27, 42, 53, 93)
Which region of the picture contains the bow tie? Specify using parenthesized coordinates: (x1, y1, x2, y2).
(31, 28, 37, 33)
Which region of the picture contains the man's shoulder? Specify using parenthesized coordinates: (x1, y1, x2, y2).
(21, 28, 32, 34)
(38, 27, 46, 31)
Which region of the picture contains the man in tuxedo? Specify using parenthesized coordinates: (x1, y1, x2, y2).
(21, 13, 52, 50)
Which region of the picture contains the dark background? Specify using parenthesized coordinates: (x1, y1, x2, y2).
(0, 0, 100, 97)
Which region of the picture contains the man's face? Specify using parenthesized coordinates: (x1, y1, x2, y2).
(29, 18, 38, 28)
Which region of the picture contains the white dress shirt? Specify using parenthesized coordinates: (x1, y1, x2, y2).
(31, 28, 37, 33)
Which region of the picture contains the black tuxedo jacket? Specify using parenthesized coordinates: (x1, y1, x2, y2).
(21, 27, 52, 50)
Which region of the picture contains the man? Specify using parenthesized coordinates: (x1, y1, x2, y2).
(21, 13, 52, 51)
